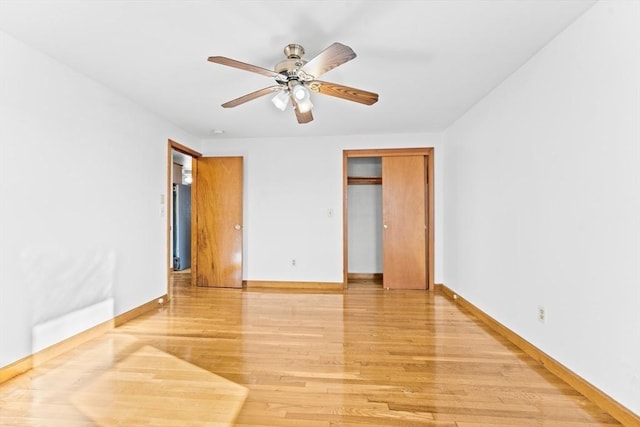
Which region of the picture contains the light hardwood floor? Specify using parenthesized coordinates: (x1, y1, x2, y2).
(0, 274, 620, 426)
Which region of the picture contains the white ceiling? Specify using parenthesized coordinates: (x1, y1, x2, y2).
(0, 0, 596, 140)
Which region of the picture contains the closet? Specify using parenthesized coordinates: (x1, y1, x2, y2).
(344, 148, 434, 290)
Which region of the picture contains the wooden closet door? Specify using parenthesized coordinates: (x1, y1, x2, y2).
(382, 156, 427, 289)
(194, 156, 243, 288)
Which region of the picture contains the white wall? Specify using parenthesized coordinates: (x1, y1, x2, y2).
(347, 157, 383, 274)
(0, 31, 196, 367)
(347, 185, 382, 274)
(444, 0, 639, 415)
(199, 133, 444, 284)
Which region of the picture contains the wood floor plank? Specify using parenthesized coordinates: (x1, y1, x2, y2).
(0, 274, 622, 426)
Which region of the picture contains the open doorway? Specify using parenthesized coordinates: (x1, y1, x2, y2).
(171, 150, 192, 271)
(167, 140, 201, 295)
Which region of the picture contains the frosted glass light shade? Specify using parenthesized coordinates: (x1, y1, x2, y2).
(271, 91, 290, 111)
(297, 98, 313, 113)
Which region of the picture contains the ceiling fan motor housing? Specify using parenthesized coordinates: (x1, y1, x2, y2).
(274, 44, 308, 81)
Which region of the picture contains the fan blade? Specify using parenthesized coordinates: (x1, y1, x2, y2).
(301, 42, 356, 79)
(295, 108, 313, 124)
(221, 86, 283, 108)
(311, 81, 379, 105)
(208, 56, 280, 78)
(292, 100, 314, 124)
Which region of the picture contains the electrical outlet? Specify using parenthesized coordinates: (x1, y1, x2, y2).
(291, 259, 296, 267)
(538, 306, 545, 323)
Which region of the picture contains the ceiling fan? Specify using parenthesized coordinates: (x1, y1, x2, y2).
(208, 43, 379, 124)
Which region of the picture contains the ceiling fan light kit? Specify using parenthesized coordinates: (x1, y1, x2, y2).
(290, 81, 313, 113)
(208, 42, 379, 124)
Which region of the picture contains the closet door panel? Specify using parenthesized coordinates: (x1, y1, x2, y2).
(382, 156, 427, 289)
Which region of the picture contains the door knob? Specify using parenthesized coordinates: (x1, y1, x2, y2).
(234, 224, 241, 230)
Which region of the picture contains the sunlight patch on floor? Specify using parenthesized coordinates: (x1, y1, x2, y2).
(69, 344, 248, 426)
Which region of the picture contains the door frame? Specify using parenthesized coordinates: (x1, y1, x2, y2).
(167, 139, 201, 295)
(343, 147, 434, 290)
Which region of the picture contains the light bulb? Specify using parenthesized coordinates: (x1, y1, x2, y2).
(293, 84, 309, 101)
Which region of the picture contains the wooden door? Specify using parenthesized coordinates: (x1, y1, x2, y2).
(382, 155, 427, 289)
(194, 157, 243, 288)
